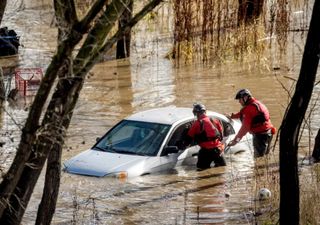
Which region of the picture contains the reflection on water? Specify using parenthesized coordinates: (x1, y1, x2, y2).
(1, 1, 319, 224)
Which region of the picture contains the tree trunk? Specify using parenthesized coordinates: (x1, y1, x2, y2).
(238, 0, 264, 25)
(312, 129, 320, 162)
(0, 136, 55, 225)
(279, 1, 320, 225)
(0, 34, 81, 219)
(35, 57, 75, 225)
(0, 0, 6, 25)
(35, 59, 74, 225)
(35, 143, 62, 225)
(116, 0, 133, 59)
(0, 67, 4, 103)
(0, 0, 83, 219)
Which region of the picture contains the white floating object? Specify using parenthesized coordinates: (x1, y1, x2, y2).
(258, 188, 271, 200)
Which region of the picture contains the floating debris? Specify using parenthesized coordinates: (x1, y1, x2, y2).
(258, 188, 271, 200)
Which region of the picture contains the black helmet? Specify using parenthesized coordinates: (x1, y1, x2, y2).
(235, 89, 252, 99)
(192, 103, 206, 115)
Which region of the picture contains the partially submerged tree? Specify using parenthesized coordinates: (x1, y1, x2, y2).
(0, 67, 4, 104)
(117, 0, 133, 59)
(0, 0, 163, 224)
(0, 0, 6, 25)
(312, 129, 320, 161)
(237, 0, 264, 25)
(279, 0, 320, 224)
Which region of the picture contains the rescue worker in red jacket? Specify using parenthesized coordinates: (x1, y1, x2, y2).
(187, 103, 226, 170)
(227, 89, 275, 157)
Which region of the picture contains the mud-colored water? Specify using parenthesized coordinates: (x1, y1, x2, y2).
(1, 1, 319, 224)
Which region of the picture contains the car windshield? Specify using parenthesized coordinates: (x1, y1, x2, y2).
(93, 120, 171, 156)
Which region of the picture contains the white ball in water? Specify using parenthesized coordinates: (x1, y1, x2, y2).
(258, 188, 271, 200)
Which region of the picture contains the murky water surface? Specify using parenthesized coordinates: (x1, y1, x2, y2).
(1, 1, 319, 224)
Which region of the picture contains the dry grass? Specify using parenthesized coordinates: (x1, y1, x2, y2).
(171, 0, 309, 66)
(300, 164, 320, 225)
(249, 154, 320, 224)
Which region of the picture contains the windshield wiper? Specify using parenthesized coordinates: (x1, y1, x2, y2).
(115, 149, 149, 156)
(93, 145, 116, 153)
(93, 146, 106, 151)
(115, 149, 137, 155)
(134, 152, 148, 156)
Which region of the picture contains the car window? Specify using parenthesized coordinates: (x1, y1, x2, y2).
(166, 121, 195, 150)
(94, 120, 171, 156)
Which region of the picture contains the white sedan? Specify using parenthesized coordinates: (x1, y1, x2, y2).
(63, 107, 252, 178)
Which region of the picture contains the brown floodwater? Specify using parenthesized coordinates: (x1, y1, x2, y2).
(1, 0, 319, 224)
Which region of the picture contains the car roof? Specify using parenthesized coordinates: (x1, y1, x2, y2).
(125, 106, 226, 125)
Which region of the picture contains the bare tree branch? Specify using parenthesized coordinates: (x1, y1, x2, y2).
(74, 0, 131, 72)
(77, 0, 107, 32)
(54, 0, 78, 26)
(76, 0, 164, 78)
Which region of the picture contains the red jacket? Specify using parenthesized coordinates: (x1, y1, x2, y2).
(231, 97, 273, 140)
(188, 114, 224, 150)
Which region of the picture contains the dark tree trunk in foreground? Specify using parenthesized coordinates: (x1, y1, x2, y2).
(312, 129, 320, 161)
(279, 1, 320, 225)
(238, 0, 264, 25)
(35, 143, 62, 225)
(0, 0, 6, 25)
(116, 0, 133, 59)
(0, 67, 4, 103)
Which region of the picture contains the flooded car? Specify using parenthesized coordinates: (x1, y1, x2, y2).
(63, 106, 252, 178)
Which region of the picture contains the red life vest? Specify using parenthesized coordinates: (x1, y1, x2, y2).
(240, 99, 270, 128)
(188, 115, 223, 149)
(194, 117, 222, 142)
(238, 98, 273, 135)
(231, 98, 274, 140)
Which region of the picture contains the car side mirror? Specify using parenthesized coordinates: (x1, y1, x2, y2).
(96, 137, 100, 142)
(163, 146, 179, 155)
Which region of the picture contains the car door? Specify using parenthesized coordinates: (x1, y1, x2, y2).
(160, 120, 199, 166)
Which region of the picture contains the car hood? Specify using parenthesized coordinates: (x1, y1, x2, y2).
(63, 149, 151, 177)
